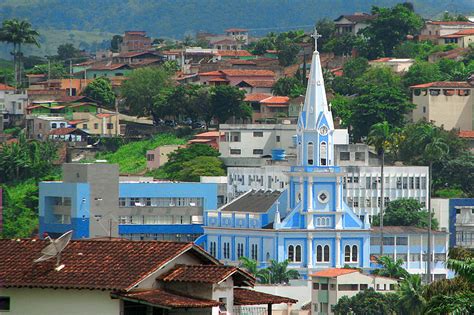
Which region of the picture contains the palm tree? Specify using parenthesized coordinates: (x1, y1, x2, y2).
(397, 274, 426, 315)
(264, 259, 300, 284)
(372, 256, 409, 279)
(368, 121, 394, 256)
(238, 257, 270, 284)
(0, 19, 40, 87)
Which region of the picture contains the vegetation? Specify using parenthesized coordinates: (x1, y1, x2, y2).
(372, 199, 439, 230)
(333, 288, 398, 315)
(272, 77, 305, 98)
(83, 77, 115, 108)
(238, 257, 299, 284)
(252, 30, 307, 66)
(372, 255, 409, 279)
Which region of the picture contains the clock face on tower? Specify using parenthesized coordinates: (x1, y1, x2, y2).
(319, 125, 328, 136)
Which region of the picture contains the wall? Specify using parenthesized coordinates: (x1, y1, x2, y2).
(432, 198, 450, 231)
(0, 288, 120, 315)
(255, 282, 311, 310)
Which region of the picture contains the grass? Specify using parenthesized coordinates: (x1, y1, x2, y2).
(96, 134, 186, 174)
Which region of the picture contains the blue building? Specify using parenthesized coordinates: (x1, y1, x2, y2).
(200, 38, 372, 278)
(448, 198, 474, 248)
(39, 163, 217, 240)
(199, 36, 450, 280)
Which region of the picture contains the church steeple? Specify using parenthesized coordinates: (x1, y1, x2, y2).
(296, 28, 335, 167)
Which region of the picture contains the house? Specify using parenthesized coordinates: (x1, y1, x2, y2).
(369, 58, 414, 73)
(225, 28, 249, 45)
(438, 29, 474, 48)
(188, 131, 225, 150)
(257, 96, 290, 122)
(70, 112, 121, 137)
(310, 268, 398, 315)
(459, 130, 474, 152)
(120, 31, 152, 53)
(428, 47, 468, 62)
(112, 51, 164, 65)
(81, 64, 132, 80)
(419, 20, 474, 42)
(0, 238, 297, 315)
(410, 81, 474, 131)
(0, 84, 27, 127)
(212, 39, 243, 51)
(199, 69, 276, 86)
(237, 80, 275, 94)
(39, 163, 218, 240)
(217, 50, 254, 60)
(334, 13, 376, 35)
(146, 144, 184, 170)
(48, 128, 89, 144)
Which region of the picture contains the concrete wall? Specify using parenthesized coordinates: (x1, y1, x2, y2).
(255, 282, 311, 310)
(0, 288, 120, 315)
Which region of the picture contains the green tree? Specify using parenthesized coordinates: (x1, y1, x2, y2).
(238, 257, 270, 283)
(438, 153, 474, 197)
(441, 11, 469, 22)
(402, 61, 442, 89)
(372, 256, 409, 279)
(372, 199, 439, 230)
(175, 156, 225, 182)
(121, 66, 173, 124)
(333, 288, 397, 315)
(326, 33, 357, 56)
(0, 18, 40, 86)
(83, 77, 115, 108)
(397, 274, 426, 315)
(110, 35, 123, 52)
(188, 86, 213, 129)
(272, 77, 304, 97)
(28, 62, 68, 79)
(332, 57, 369, 95)
(361, 3, 424, 57)
(277, 42, 300, 66)
(252, 38, 275, 55)
(315, 19, 336, 52)
(210, 85, 250, 124)
(263, 260, 300, 284)
(57, 43, 83, 61)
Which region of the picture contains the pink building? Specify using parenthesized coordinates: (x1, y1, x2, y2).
(199, 69, 275, 86)
(146, 145, 184, 170)
(188, 131, 225, 149)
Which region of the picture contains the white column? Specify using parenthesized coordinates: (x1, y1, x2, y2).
(308, 234, 313, 268)
(335, 233, 341, 268)
(307, 178, 313, 211)
(420, 234, 423, 271)
(336, 176, 341, 211)
(299, 176, 304, 208)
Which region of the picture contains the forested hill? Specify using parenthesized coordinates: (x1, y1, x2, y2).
(1, 0, 473, 39)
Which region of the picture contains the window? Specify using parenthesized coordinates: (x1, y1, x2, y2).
(323, 245, 330, 262)
(316, 245, 323, 262)
(360, 284, 368, 290)
(237, 243, 244, 258)
(230, 132, 240, 142)
(313, 283, 320, 290)
(223, 242, 230, 259)
(145, 198, 151, 206)
(307, 142, 314, 165)
(51, 123, 57, 129)
(82, 124, 88, 129)
(219, 298, 227, 312)
(345, 245, 358, 262)
(251, 244, 258, 260)
(295, 245, 302, 262)
(352, 245, 358, 262)
(314, 304, 318, 312)
(119, 198, 126, 207)
(396, 237, 408, 245)
(94, 123, 99, 129)
(230, 149, 241, 155)
(210, 241, 217, 257)
(338, 284, 358, 291)
(320, 142, 327, 165)
(355, 152, 365, 161)
(107, 123, 114, 129)
(383, 237, 395, 245)
(253, 131, 263, 137)
(345, 245, 351, 262)
(288, 245, 294, 262)
(253, 149, 263, 155)
(321, 283, 328, 290)
(276, 135, 281, 142)
(0, 297, 10, 311)
(340, 152, 350, 160)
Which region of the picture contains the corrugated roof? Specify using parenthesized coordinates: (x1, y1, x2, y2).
(371, 226, 447, 234)
(459, 130, 474, 138)
(233, 288, 297, 305)
(159, 264, 254, 285)
(221, 190, 281, 213)
(244, 93, 273, 102)
(221, 69, 275, 77)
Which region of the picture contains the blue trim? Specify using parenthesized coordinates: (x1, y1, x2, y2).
(118, 224, 203, 234)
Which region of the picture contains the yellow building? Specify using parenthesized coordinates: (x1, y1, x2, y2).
(439, 29, 474, 48)
(70, 112, 121, 136)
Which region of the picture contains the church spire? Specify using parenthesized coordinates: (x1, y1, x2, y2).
(296, 28, 335, 167)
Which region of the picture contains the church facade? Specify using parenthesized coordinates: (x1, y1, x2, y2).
(199, 39, 372, 278)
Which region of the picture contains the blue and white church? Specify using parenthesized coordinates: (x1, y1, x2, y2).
(198, 34, 371, 277)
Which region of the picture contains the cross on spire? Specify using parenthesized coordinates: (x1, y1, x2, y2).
(311, 28, 322, 52)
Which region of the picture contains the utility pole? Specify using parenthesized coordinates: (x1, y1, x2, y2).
(69, 59, 73, 96)
(47, 57, 51, 89)
(427, 161, 433, 284)
(380, 151, 385, 256)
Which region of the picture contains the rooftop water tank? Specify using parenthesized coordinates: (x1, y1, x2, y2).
(271, 148, 286, 161)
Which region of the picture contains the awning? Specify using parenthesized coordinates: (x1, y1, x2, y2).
(233, 288, 297, 305)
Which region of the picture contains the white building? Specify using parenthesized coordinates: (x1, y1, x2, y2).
(311, 268, 398, 315)
(0, 84, 27, 127)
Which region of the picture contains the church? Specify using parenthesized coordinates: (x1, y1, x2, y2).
(198, 34, 372, 278)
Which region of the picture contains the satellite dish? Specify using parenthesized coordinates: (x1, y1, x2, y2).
(34, 230, 73, 271)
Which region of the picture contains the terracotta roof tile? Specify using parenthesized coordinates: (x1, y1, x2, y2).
(310, 268, 358, 278)
(195, 131, 224, 138)
(227, 59, 257, 65)
(49, 128, 80, 136)
(112, 289, 221, 309)
(238, 80, 274, 87)
(459, 130, 474, 138)
(218, 50, 253, 57)
(0, 239, 196, 290)
(90, 64, 130, 71)
(199, 71, 223, 76)
(233, 288, 297, 305)
(410, 81, 472, 89)
(428, 21, 474, 25)
(159, 264, 254, 284)
(0, 83, 15, 91)
(221, 69, 275, 77)
(244, 93, 273, 102)
(260, 96, 290, 105)
(96, 113, 115, 118)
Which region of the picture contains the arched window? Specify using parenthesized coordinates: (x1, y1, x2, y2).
(210, 241, 217, 257)
(51, 123, 57, 129)
(323, 245, 330, 262)
(344, 245, 351, 262)
(288, 245, 294, 262)
(320, 142, 327, 166)
(295, 245, 302, 262)
(307, 142, 314, 165)
(266, 252, 271, 261)
(317, 218, 321, 226)
(352, 245, 358, 262)
(316, 245, 322, 262)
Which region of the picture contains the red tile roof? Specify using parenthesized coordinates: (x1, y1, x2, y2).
(410, 81, 472, 88)
(0, 83, 15, 91)
(227, 59, 257, 65)
(159, 264, 254, 285)
(310, 268, 358, 278)
(0, 239, 213, 290)
(221, 69, 275, 77)
(195, 131, 224, 138)
(218, 50, 253, 57)
(225, 28, 248, 32)
(208, 77, 229, 82)
(233, 288, 297, 305)
(213, 39, 239, 45)
(260, 96, 290, 105)
(244, 93, 273, 102)
(459, 130, 474, 138)
(441, 29, 474, 38)
(371, 57, 391, 63)
(90, 63, 130, 71)
(335, 13, 376, 23)
(49, 128, 80, 136)
(96, 113, 116, 118)
(112, 289, 221, 309)
(428, 21, 474, 25)
(239, 80, 275, 88)
(199, 71, 223, 76)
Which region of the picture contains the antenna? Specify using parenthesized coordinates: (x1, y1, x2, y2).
(34, 230, 73, 271)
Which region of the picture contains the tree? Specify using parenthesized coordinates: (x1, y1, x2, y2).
(438, 153, 474, 197)
(210, 85, 250, 124)
(372, 256, 409, 279)
(372, 199, 439, 230)
(83, 77, 115, 108)
(277, 42, 300, 66)
(402, 61, 442, 89)
(332, 57, 369, 95)
(333, 288, 397, 315)
(441, 11, 469, 22)
(176, 156, 225, 182)
(121, 66, 173, 124)
(28, 62, 68, 79)
(397, 274, 426, 315)
(0, 19, 40, 87)
(110, 35, 123, 52)
(263, 260, 300, 284)
(326, 33, 357, 56)
(315, 19, 336, 52)
(360, 3, 424, 57)
(252, 38, 275, 55)
(57, 43, 83, 61)
(272, 77, 304, 97)
(238, 257, 270, 283)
